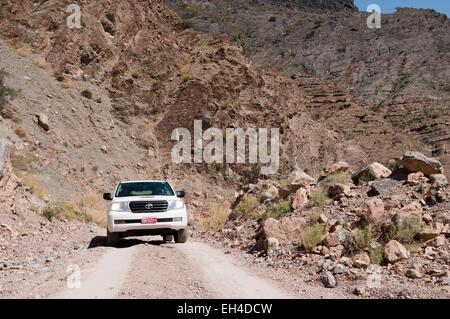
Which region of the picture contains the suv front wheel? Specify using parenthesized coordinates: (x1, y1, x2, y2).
(106, 230, 119, 247)
(174, 228, 188, 243)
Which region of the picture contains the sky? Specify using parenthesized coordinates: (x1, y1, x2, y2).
(355, 0, 450, 16)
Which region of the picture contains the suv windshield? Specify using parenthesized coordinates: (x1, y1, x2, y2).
(115, 182, 174, 197)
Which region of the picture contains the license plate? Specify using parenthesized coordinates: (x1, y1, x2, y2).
(141, 217, 157, 224)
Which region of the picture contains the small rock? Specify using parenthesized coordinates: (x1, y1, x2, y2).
(264, 237, 279, 253)
(36, 113, 50, 131)
(321, 271, 337, 288)
(353, 252, 371, 268)
(407, 172, 425, 186)
(101, 145, 108, 154)
(419, 223, 444, 241)
(384, 240, 409, 263)
(332, 264, 349, 275)
(326, 232, 340, 247)
(354, 286, 366, 296)
(405, 268, 423, 279)
(430, 174, 448, 189)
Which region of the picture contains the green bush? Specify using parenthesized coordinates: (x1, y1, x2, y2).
(396, 215, 422, 244)
(179, 19, 194, 30)
(261, 200, 292, 220)
(352, 226, 373, 250)
(301, 224, 325, 252)
(181, 74, 192, 83)
(233, 195, 260, 220)
(54, 73, 65, 82)
(328, 171, 350, 184)
(43, 204, 93, 223)
(369, 246, 384, 265)
(81, 89, 93, 99)
(309, 190, 329, 207)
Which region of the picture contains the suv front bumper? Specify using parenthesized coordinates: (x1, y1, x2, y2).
(107, 208, 188, 233)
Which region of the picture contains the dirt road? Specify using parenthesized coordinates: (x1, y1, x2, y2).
(52, 238, 292, 299)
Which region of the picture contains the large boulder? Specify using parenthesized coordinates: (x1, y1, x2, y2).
(364, 198, 385, 222)
(279, 168, 315, 198)
(400, 151, 443, 176)
(325, 161, 350, 175)
(255, 216, 307, 247)
(327, 183, 351, 197)
(384, 240, 409, 263)
(352, 162, 391, 185)
(292, 187, 308, 210)
(368, 178, 403, 196)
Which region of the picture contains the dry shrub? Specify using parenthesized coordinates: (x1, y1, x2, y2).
(61, 78, 73, 89)
(14, 125, 27, 138)
(34, 58, 50, 70)
(72, 194, 107, 226)
(199, 202, 230, 232)
(20, 174, 47, 200)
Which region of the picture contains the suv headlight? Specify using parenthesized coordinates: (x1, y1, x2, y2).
(168, 200, 185, 210)
(110, 202, 128, 211)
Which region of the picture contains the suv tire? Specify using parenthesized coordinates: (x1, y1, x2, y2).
(106, 230, 119, 247)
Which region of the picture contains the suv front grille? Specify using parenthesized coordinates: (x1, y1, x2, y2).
(129, 201, 168, 213)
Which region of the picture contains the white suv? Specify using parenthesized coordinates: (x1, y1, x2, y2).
(103, 180, 188, 246)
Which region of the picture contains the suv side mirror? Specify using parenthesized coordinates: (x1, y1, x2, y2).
(103, 193, 113, 201)
(176, 191, 185, 198)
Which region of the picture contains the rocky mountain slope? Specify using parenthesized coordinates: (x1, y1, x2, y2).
(164, 0, 450, 173)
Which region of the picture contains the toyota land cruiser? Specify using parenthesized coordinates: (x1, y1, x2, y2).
(103, 180, 188, 246)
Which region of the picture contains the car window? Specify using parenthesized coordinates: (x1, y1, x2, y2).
(115, 182, 174, 197)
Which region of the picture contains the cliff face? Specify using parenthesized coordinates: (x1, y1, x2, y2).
(164, 0, 450, 174)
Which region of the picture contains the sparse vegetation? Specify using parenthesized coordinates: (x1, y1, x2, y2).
(213, 162, 224, 171)
(369, 246, 384, 265)
(261, 200, 292, 220)
(35, 58, 50, 70)
(309, 189, 329, 207)
(0, 69, 15, 110)
(81, 89, 93, 99)
(14, 125, 27, 138)
(352, 226, 373, 250)
(54, 73, 65, 82)
(131, 72, 139, 79)
(179, 18, 194, 30)
(233, 195, 260, 220)
(20, 174, 47, 200)
(396, 215, 422, 244)
(181, 74, 192, 83)
(328, 171, 350, 184)
(42, 203, 93, 223)
(199, 203, 230, 232)
(301, 224, 325, 252)
(269, 16, 277, 22)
